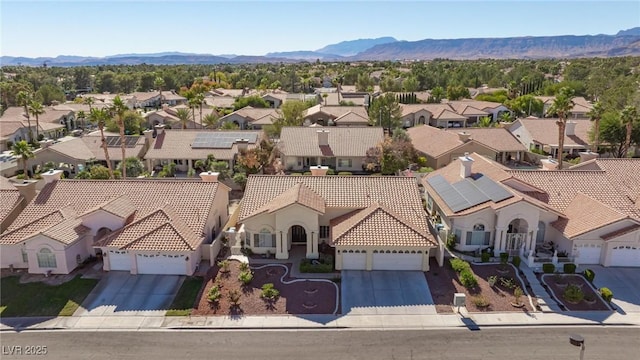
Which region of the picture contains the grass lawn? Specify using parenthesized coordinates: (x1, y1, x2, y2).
(0, 275, 98, 317)
(166, 276, 204, 316)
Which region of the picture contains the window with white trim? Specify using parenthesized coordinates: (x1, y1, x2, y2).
(319, 226, 330, 239)
(466, 224, 491, 246)
(337, 158, 352, 168)
(254, 229, 276, 248)
(426, 195, 433, 212)
(37, 248, 57, 268)
(21, 248, 28, 263)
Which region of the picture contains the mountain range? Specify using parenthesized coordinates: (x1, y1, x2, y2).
(2, 29, 639, 67)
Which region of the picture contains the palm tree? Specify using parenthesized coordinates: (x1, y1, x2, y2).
(28, 100, 45, 141)
(195, 93, 205, 128)
(176, 108, 192, 129)
(548, 87, 574, 169)
(11, 140, 35, 179)
(110, 96, 129, 178)
(477, 116, 493, 128)
(188, 96, 199, 126)
(203, 112, 219, 129)
(620, 105, 638, 158)
(154, 76, 165, 109)
(76, 110, 86, 130)
(17, 91, 33, 142)
(83, 96, 95, 111)
(587, 101, 604, 152)
(88, 108, 114, 178)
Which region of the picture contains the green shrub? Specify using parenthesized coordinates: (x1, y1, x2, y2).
(487, 275, 497, 287)
(290, 173, 303, 176)
(337, 171, 353, 176)
(228, 289, 241, 306)
(449, 258, 470, 273)
(500, 277, 516, 289)
(238, 270, 253, 285)
(326, 168, 335, 175)
(514, 286, 524, 304)
(217, 260, 230, 273)
(239, 262, 249, 272)
(500, 252, 509, 264)
(261, 283, 280, 300)
(207, 284, 221, 303)
(459, 269, 478, 289)
(542, 263, 555, 274)
(303, 171, 312, 176)
(600, 287, 613, 303)
(563, 263, 576, 274)
(299, 258, 333, 273)
(583, 269, 595, 283)
(481, 252, 490, 263)
(446, 233, 457, 250)
(563, 284, 584, 303)
(512, 255, 521, 268)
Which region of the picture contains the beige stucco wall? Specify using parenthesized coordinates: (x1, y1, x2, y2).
(569, 219, 640, 267)
(284, 156, 364, 171)
(0, 244, 28, 269)
(24, 234, 91, 275)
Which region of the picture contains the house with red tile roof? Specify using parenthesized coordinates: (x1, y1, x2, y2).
(0, 170, 230, 275)
(508, 118, 592, 156)
(423, 153, 640, 267)
(236, 174, 437, 271)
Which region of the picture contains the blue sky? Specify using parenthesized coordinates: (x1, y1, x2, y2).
(1, 0, 639, 57)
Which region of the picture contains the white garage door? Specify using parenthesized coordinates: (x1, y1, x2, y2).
(342, 252, 366, 270)
(136, 254, 187, 275)
(108, 250, 131, 271)
(575, 243, 602, 265)
(610, 246, 640, 267)
(372, 252, 422, 271)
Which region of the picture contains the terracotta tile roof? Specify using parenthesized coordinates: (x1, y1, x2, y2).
(330, 202, 434, 247)
(0, 121, 25, 138)
(408, 126, 525, 158)
(601, 224, 640, 241)
(49, 135, 147, 162)
(240, 176, 429, 237)
(279, 127, 383, 157)
(222, 107, 279, 123)
(570, 159, 640, 206)
(41, 218, 91, 245)
(550, 193, 627, 238)
(333, 111, 370, 125)
(0, 178, 22, 226)
(145, 130, 260, 160)
(96, 205, 202, 251)
(513, 118, 591, 147)
(1, 180, 224, 249)
(447, 100, 505, 111)
(248, 183, 325, 219)
(447, 102, 490, 116)
(456, 128, 526, 152)
(304, 105, 369, 120)
(83, 194, 137, 219)
(205, 97, 235, 108)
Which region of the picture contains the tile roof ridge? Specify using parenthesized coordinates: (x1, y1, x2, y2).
(96, 208, 174, 247)
(570, 192, 627, 217)
(1, 209, 65, 240)
(123, 222, 198, 251)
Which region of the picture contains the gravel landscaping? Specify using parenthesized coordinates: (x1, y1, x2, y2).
(538, 273, 610, 311)
(425, 258, 534, 313)
(192, 260, 338, 316)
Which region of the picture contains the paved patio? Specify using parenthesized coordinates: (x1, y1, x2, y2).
(588, 266, 640, 314)
(73, 272, 184, 316)
(341, 271, 436, 315)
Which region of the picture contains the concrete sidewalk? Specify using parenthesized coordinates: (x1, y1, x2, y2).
(2, 311, 640, 332)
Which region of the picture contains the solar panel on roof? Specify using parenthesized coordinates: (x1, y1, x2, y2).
(191, 132, 259, 149)
(429, 173, 514, 213)
(452, 180, 490, 206)
(472, 175, 514, 202)
(105, 136, 139, 148)
(427, 175, 472, 212)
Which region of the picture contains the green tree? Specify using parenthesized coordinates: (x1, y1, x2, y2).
(76, 110, 86, 130)
(233, 172, 247, 191)
(17, 91, 33, 142)
(547, 87, 574, 169)
(175, 108, 192, 129)
(83, 96, 95, 111)
(477, 116, 494, 128)
(233, 95, 269, 110)
(596, 111, 640, 158)
(403, 77, 419, 92)
(429, 86, 445, 103)
(355, 73, 375, 92)
(73, 67, 92, 90)
(379, 134, 418, 175)
(118, 157, 145, 178)
(109, 96, 129, 178)
(446, 85, 470, 101)
(154, 76, 165, 108)
(268, 100, 313, 136)
(106, 110, 144, 134)
(368, 93, 402, 130)
(195, 92, 205, 128)
(620, 105, 639, 158)
(203, 113, 219, 129)
(35, 84, 65, 106)
(28, 100, 45, 141)
(96, 71, 119, 93)
(506, 94, 544, 117)
(89, 165, 112, 179)
(210, 160, 231, 180)
(11, 140, 35, 179)
(88, 108, 114, 178)
(587, 101, 604, 152)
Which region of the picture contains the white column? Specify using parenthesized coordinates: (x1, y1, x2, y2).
(276, 231, 288, 260)
(305, 231, 312, 258)
(309, 232, 319, 259)
(494, 227, 505, 256)
(529, 230, 538, 252)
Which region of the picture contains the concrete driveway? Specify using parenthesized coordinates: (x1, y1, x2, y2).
(341, 271, 436, 315)
(589, 266, 640, 314)
(74, 272, 185, 316)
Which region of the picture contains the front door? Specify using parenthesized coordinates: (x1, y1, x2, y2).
(291, 225, 307, 244)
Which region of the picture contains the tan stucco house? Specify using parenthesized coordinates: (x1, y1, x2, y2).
(0, 170, 230, 275)
(235, 173, 437, 271)
(279, 127, 383, 172)
(424, 153, 640, 268)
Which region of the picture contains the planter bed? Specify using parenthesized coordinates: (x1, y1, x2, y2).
(192, 260, 339, 316)
(425, 258, 534, 313)
(538, 273, 610, 311)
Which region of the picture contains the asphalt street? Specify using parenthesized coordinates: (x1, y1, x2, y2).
(1, 327, 638, 360)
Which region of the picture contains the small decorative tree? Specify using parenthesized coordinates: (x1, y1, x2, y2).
(261, 283, 280, 300)
(513, 286, 524, 306)
(238, 270, 253, 285)
(207, 284, 221, 303)
(217, 260, 230, 273)
(228, 289, 241, 308)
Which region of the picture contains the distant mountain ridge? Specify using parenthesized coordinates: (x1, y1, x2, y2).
(1, 29, 639, 66)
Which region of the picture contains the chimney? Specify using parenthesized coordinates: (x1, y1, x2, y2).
(42, 169, 63, 183)
(310, 165, 329, 176)
(317, 130, 329, 146)
(565, 121, 576, 136)
(154, 124, 165, 135)
(143, 129, 154, 149)
(162, 104, 169, 110)
(457, 131, 471, 143)
(579, 150, 599, 163)
(12, 180, 38, 203)
(235, 139, 249, 153)
(458, 152, 474, 178)
(199, 171, 219, 182)
(540, 156, 559, 171)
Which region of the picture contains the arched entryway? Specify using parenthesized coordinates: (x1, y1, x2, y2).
(289, 225, 307, 245)
(506, 218, 528, 254)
